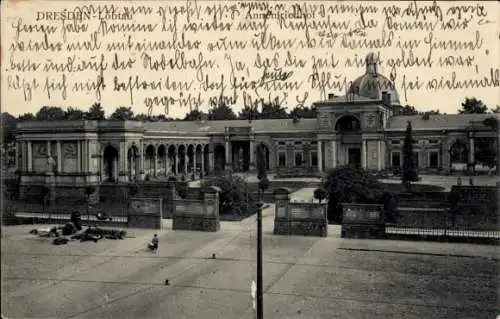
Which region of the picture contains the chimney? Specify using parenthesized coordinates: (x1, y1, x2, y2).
(328, 93, 334, 100)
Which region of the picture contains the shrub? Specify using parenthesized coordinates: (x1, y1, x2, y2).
(201, 174, 254, 216)
(323, 166, 384, 223)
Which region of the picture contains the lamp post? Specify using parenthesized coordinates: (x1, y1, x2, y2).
(256, 143, 268, 319)
(256, 199, 264, 319)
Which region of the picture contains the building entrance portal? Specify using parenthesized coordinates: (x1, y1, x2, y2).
(348, 148, 361, 168)
(231, 141, 250, 172)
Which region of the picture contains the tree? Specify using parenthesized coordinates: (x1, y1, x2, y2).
(208, 103, 237, 120)
(134, 113, 151, 121)
(491, 105, 500, 113)
(458, 97, 488, 114)
(289, 106, 316, 119)
(238, 106, 260, 121)
(18, 113, 36, 121)
(394, 105, 419, 116)
(402, 121, 418, 188)
(260, 103, 289, 119)
(184, 109, 207, 121)
(86, 103, 105, 120)
(1, 112, 17, 144)
(313, 187, 327, 204)
(64, 107, 85, 120)
(323, 166, 383, 223)
(109, 106, 134, 120)
(36, 106, 65, 120)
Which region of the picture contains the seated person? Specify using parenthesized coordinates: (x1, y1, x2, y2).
(147, 234, 159, 251)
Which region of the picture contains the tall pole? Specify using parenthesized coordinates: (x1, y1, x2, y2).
(256, 194, 263, 319)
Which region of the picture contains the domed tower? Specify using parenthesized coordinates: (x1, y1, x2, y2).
(348, 52, 400, 106)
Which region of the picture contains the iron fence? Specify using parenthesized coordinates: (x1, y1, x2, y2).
(3, 201, 129, 227)
(386, 207, 500, 240)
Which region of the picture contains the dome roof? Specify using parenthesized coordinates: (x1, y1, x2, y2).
(348, 53, 400, 105)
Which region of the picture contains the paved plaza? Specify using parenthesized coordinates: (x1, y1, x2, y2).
(1, 202, 498, 319)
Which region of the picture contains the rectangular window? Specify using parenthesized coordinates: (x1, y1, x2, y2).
(391, 152, 401, 167)
(278, 151, 286, 168)
(412, 140, 418, 145)
(294, 141, 302, 145)
(391, 140, 401, 145)
(294, 151, 303, 167)
(278, 141, 286, 145)
(429, 139, 439, 144)
(413, 152, 419, 168)
(310, 151, 318, 167)
(429, 151, 439, 168)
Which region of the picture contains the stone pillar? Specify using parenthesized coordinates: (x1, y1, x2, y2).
(225, 137, 230, 169)
(249, 137, 255, 170)
(87, 140, 91, 173)
(81, 140, 87, 173)
(174, 152, 178, 175)
(165, 154, 170, 176)
(377, 140, 382, 171)
(47, 140, 51, 156)
(317, 140, 323, 173)
(184, 153, 188, 175)
(273, 187, 291, 235)
(153, 148, 158, 177)
(361, 139, 367, 169)
(76, 140, 81, 172)
(209, 148, 214, 172)
(15, 142, 19, 171)
(139, 143, 145, 180)
(193, 148, 197, 177)
(331, 140, 336, 168)
(468, 137, 475, 164)
(203, 186, 220, 231)
(27, 141, 33, 171)
(56, 141, 62, 173)
(201, 149, 205, 175)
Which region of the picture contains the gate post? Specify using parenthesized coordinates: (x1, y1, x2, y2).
(273, 187, 291, 235)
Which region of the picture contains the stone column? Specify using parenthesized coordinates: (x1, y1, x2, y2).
(201, 148, 205, 175)
(153, 147, 158, 177)
(14, 142, 18, 171)
(82, 140, 87, 173)
(209, 147, 214, 172)
(361, 139, 367, 169)
(184, 153, 188, 175)
(47, 141, 51, 156)
(249, 137, 255, 170)
(174, 152, 178, 174)
(27, 141, 32, 171)
(165, 153, 169, 176)
(377, 140, 382, 171)
(225, 137, 230, 169)
(76, 141, 81, 172)
(87, 140, 91, 173)
(468, 137, 475, 164)
(56, 141, 62, 173)
(317, 140, 323, 173)
(140, 143, 145, 180)
(331, 140, 336, 168)
(193, 148, 197, 177)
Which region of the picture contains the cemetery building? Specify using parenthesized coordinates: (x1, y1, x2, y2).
(15, 53, 499, 200)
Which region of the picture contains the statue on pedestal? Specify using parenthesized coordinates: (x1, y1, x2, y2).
(46, 155, 56, 173)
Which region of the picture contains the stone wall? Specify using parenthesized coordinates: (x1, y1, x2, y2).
(128, 197, 162, 229)
(341, 204, 385, 239)
(273, 188, 328, 237)
(172, 186, 221, 232)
